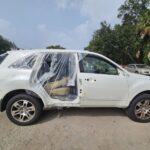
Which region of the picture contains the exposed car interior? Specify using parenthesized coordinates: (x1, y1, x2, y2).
(37, 53, 78, 101)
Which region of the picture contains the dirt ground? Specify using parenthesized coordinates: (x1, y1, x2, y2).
(0, 108, 150, 150)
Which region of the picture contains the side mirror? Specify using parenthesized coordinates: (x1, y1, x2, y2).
(118, 69, 129, 77)
(123, 71, 129, 77)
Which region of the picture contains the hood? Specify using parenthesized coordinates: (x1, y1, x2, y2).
(129, 72, 150, 80)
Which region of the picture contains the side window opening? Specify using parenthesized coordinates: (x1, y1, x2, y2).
(31, 52, 78, 101)
(79, 54, 118, 75)
(37, 54, 52, 79)
(9, 54, 37, 69)
(0, 53, 8, 64)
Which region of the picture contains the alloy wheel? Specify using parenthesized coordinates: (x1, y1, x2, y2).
(134, 99, 150, 120)
(11, 100, 36, 122)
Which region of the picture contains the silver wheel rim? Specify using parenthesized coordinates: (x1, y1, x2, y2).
(11, 100, 36, 123)
(135, 99, 150, 120)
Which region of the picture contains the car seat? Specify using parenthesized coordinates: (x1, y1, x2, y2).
(44, 77, 70, 96)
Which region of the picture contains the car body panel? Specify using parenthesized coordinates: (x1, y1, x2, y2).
(1, 49, 150, 110)
(79, 71, 129, 107)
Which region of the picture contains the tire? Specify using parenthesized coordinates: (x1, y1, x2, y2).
(126, 94, 150, 123)
(6, 94, 43, 126)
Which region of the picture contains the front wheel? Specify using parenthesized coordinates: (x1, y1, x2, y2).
(6, 94, 43, 126)
(126, 94, 150, 123)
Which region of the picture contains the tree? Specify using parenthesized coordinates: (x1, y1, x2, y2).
(0, 35, 17, 54)
(137, 10, 150, 64)
(137, 10, 150, 40)
(117, 0, 150, 64)
(85, 0, 150, 64)
(118, 0, 150, 25)
(85, 22, 112, 54)
(46, 45, 65, 49)
(85, 22, 139, 64)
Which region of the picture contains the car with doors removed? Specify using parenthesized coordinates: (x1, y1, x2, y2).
(127, 64, 150, 76)
(0, 50, 150, 125)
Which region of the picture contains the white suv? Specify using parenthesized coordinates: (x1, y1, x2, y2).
(0, 49, 150, 125)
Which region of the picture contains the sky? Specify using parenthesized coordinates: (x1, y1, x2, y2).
(0, 0, 125, 49)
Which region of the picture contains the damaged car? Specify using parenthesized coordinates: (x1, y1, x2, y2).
(0, 49, 150, 125)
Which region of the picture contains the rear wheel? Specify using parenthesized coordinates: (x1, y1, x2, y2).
(6, 94, 43, 126)
(126, 94, 150, 123)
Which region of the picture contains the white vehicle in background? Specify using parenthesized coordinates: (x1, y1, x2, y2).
(127, 64, 150, 75)
(0, 50, 150, 126)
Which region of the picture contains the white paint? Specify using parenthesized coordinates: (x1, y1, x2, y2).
(0, 49, 150, 109)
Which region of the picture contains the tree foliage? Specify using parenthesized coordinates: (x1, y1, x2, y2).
(46, 45, 65, 49)
(85, 0, 150, 64)
(85, 22, 139, 64)
(118, 0, 150, 25)
(137, 10, 150, 64)
(137, 10, 150, 40)
(0, 35, 17, 54)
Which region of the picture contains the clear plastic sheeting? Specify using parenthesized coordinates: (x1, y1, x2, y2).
(30, 52, 78, 101)
(9, 54, 37, 69)
(0, 53, 8, 64)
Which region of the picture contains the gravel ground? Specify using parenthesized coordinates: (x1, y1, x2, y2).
(0, 108, 150, 150)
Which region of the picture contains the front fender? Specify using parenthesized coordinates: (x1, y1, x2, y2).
(127, 80, 150, 106)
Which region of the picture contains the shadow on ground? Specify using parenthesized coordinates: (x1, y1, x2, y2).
(38, 108, 126, 124)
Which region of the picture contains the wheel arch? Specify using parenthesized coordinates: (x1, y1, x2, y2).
(0, 89, 44, 112)
(128, 90, 150, 107)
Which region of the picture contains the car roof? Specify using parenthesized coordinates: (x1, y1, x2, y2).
(7, 49, 91, 54)
(7, 49, 107, 58)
